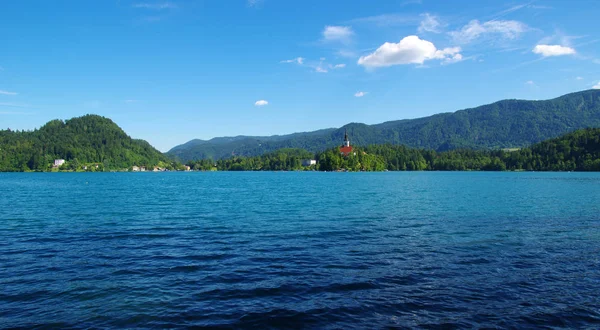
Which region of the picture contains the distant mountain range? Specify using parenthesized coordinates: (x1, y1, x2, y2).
(167, 89, 600, 162)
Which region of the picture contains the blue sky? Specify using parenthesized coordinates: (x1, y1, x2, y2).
(1, 0, 599, 151)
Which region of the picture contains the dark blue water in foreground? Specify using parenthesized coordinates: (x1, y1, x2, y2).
(1, 172, 600, 329)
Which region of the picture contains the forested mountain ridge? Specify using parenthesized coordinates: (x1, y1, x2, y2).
(166, 128, 337, 160)
(186, 128, 600, 172)
(168, 89, 600, 162)
(0, 115, 173, 171)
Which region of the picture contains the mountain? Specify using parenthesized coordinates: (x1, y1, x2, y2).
(186, 128, 600, 172)
(167, 89, 600, 162)
(166, 128, 337, 160)
(0, 114, 173, 171)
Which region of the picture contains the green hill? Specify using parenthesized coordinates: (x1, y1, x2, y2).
(168, 89, 600, 162)
(0, 114, 173, 172)
(518, 127, 600, 171)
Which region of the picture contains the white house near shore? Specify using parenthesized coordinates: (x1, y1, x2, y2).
(301, 159, 317, 166)
(54, 159, 65, 167)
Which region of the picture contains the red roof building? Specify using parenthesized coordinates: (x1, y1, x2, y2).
(340, 129, 354, 156)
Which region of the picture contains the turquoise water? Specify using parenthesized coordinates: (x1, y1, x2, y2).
(1, 172, 600, 328)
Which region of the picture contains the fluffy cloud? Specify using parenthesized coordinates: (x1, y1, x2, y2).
(526, 80, 535, 85)
(450, 20, 526, 44)
(357, 35, 462, 68)
(354, 91, 367, 97)
(532, 44, 576, 57)
(254, 100, 268, 106)
(439, 51, 463, 64)
(315, 67, 328, 73)
(418, 13, 442, 33)
(593, 82, 600, 89)
(281, 57, 304, 64)
(323, 26, 353, 42)
(576, 76, 584, 80)
(0, 90, 17, 95)
(332, 64, 346, 69)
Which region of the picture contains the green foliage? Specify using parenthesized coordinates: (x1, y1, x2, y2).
(187, 148, 317, 171)
(187, 128, 600, 172)
(0, 114, 175, 172)
(168, 89, 600, 162)
(2, 116, 599, 173)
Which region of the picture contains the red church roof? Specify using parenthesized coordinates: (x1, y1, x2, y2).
(340, 146, 353, 155)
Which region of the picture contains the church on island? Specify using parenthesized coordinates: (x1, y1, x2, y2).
(340, 129, 355, 156)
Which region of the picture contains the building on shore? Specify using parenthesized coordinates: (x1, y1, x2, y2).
(301, 159, 317, 166)
(53, 159, 65, 167)
(132, 166, 140, 172)
(340, 129, 355, 156)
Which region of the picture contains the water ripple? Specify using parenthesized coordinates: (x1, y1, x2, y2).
(1, 172, 600, 328)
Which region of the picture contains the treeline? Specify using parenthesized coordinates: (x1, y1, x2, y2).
(186, 128, 600, 172)
(0, 115, 177, 172)
(2, 116, 599, 173)
(168, 89, 600, 161)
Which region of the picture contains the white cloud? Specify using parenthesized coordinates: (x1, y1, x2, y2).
(442, 53, 463, 64)
(418, 13, 442, 33)
(281, 57, 343, 73)
(357, 35, 462, 68)
(132, 2, 177, 9)
(576, 76, 584, 80)
(354, 91, 367, 97)
(526, 80, 535, 85)
(532, 44, 576, 57)
(323, 26, 353, 42)
(124, 99, 140, 103)
(593, 82, 600, 89)
(450, 20, 526, 44)
(254, 100, 268, 106)
(0, 90, 17, 95)
(281, 57, 304, 65)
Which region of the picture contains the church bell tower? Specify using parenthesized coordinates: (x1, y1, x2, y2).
(343, 129, 350, 147)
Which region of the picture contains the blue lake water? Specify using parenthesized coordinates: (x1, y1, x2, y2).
(1, 172, 600, 328)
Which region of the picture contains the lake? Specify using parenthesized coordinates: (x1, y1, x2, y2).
(1, 172, 600, 328)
